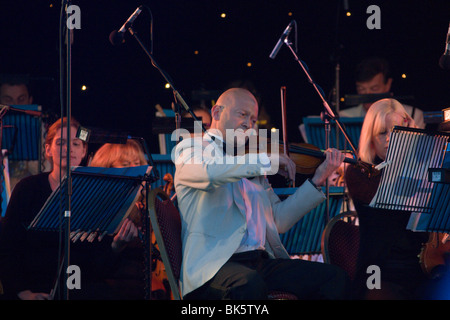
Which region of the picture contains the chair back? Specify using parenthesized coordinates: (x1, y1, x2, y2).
(148, 188, 182, 300)
(321, 211, 360, 281)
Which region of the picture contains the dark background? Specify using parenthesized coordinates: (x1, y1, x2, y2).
(1, 0, 449, 153)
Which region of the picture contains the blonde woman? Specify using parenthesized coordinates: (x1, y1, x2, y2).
(90, 139, 147, 168)
(90, 139, 169, 299)
(358, 98, 415, 165)
(345, 99, 428, 300)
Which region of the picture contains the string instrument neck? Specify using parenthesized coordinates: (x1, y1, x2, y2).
(288, 143, 358, 165)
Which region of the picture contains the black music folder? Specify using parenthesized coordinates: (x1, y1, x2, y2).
(29, 165, 152, 241)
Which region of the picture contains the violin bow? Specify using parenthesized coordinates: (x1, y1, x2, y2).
(280, 86, 295, 187)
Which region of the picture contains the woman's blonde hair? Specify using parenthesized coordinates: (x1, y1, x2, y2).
(358, 98, 415, 164)
(90, 139, 147, 168)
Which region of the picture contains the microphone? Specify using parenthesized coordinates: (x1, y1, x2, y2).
(439, 22, 450, 70)
(109, 6, 143, 46)
(269, 20, 295, 59)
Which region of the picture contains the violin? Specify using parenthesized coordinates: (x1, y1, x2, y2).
(163, 173, 174, 196)
(245, 137, 379, 178)
(419, 232, 450, 278)
(243, 86, 379, 183)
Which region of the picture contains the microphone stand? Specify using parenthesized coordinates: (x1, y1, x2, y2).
(282, 37, 358, 223)
(51, 0, 74, 300)
(63, 0, 73, 301)
(127, 26, 206, 135)
(125, 24, 204, 299)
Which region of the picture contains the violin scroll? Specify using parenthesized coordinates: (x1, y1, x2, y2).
(353, 160, 381, 178)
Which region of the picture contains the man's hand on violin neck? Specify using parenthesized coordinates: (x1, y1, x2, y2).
(311, 148, 345, 187)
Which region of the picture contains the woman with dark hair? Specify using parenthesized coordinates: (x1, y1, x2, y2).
(0, 117, 137, 300)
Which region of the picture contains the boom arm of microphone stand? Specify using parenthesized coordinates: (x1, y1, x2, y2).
(127, 26, 207, 135)
(283, 39, 358, 159)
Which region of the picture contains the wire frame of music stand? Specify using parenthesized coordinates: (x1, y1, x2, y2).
(276, 187, 345, 255)
(28, 165, 151, 238)
(370, 127, 449, 219)
(425, 182, 450, 232)
(302, 116, 363, 150)
(2, 105, 43, 161)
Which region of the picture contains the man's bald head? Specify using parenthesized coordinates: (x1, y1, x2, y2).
(215, 88, 258, 110)
(210, 88, 259, 142)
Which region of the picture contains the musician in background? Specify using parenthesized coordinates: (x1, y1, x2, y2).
(181, 104, 212, 132)
(339, 57, 425, 129)
(90, 139, 147, 168)
(0, 75, 41, 192)
(175, 87, 349, 300)
(90, 139, 170, 299)
(0, 117, 137, 300)
(0, 80, 33, 106)
(345, 98, 428, 299)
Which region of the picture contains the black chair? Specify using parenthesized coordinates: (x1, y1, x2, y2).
(148, 188, 183, 300)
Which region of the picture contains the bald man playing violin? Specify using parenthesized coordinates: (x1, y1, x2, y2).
(174, 87, 350, 300)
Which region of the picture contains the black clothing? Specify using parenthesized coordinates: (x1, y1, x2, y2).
(345, 162, 428, 299)
(185, 250, 350, 300)
(0, 173, 121, 299)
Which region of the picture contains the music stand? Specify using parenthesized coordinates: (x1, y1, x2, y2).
(28, 165, 155, 299)
(370, 127, 449, 212)
(368, 127, 450, 233)
(0, 104, 43, 217)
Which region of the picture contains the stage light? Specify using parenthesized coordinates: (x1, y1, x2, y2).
(257, 119, 267, 126)
(220, 13, 226, 19)
(346, 11, 351, 17)
(81, 85, 87, 91)
(401, 73, 407, 79)
(288, 12, 293, 17)
(247, 62, 252, 67)
(194, 50, 199, 55)
(165, 83, 171, 89)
